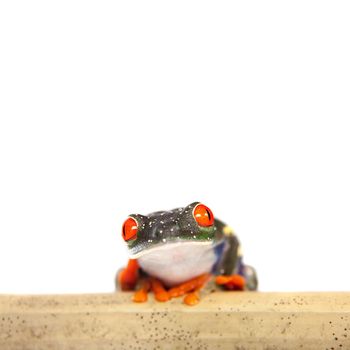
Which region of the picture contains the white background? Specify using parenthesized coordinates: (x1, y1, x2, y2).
(0, 1, 349, 294)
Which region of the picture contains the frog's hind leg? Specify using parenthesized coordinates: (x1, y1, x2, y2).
(216, 262, 258, 291)
(242, 264, 258, 291)
(216, 274, 245, 290)
(215, 226, 258, 291)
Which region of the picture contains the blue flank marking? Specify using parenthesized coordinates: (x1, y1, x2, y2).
(212, 240, 226, 274)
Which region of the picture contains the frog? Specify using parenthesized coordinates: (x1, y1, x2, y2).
(117, 202, 258, 305)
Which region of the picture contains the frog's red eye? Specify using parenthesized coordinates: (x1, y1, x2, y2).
(193, 204, 214, 227)
(122, 217, 138, 241)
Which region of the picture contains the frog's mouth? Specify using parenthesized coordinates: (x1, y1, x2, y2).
(129, 240, 218, 259)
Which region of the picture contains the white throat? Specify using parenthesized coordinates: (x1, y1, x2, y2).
(137, 241, 217, 287)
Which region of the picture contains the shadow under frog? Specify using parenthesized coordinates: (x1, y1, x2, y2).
(117, 202, 258, 306)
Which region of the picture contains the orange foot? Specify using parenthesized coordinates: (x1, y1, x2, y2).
(129, 273, 211, 306)
(215, 274, 245, 290)
(133, 277, 170, 303)
(133, 279, 151, 302)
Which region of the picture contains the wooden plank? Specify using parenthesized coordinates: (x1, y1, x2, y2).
(0, 292, 349, 349)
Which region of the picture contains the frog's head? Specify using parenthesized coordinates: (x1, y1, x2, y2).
(121, 202, 219, 258)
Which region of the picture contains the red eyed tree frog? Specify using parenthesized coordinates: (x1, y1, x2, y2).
(117, 202, 258, 305)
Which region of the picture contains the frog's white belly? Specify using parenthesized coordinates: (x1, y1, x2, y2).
(138, 242, 218, 287)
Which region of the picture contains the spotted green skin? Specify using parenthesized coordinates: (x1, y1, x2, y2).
(123, 202, 258, 291)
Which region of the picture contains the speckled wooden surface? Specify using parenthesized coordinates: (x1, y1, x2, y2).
(0, 292, 349, 350)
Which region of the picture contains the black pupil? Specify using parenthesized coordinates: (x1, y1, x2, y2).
(206, 209, 211, 220)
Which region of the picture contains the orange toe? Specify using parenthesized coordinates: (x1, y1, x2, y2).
(155, 291, 170, 302)
(215, 275, 232, 285)
(184, 292, 200, 306)
(132, 279, 150, 303)
(133, 289, 148, 302)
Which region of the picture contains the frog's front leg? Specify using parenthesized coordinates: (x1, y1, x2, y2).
(131, 276, 170, 303)
(150, 278, 170, 302)
(117, 259, 139, 291)
(132, 278, 151, 302)
(168, 273, 211, 306)
(133, 277, 170, 303)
